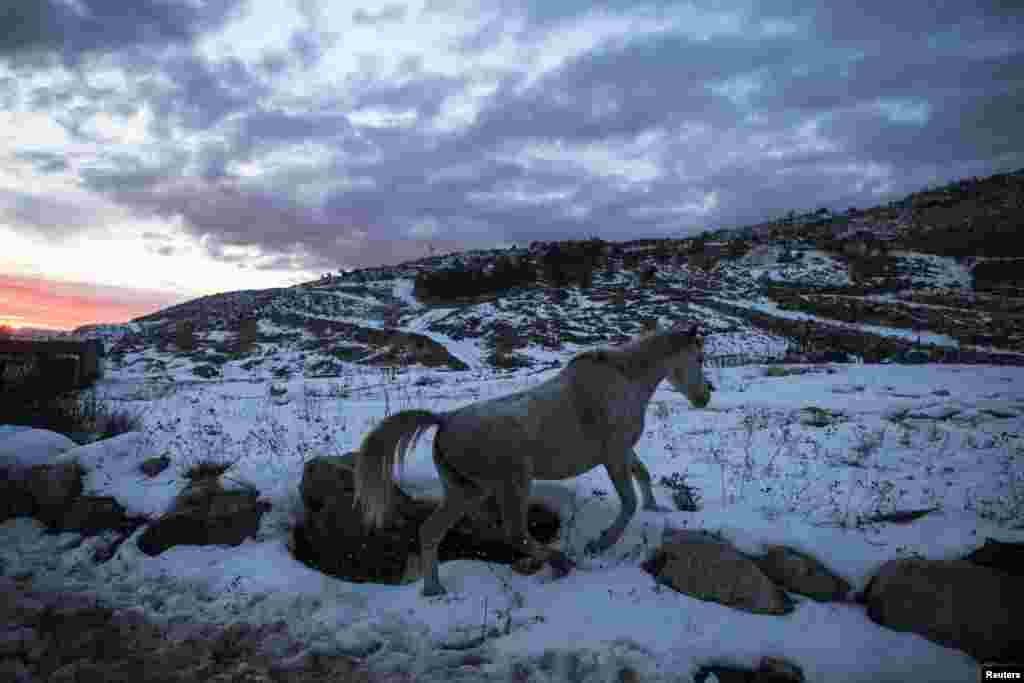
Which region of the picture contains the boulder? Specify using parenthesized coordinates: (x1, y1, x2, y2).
(694, 656, 805, 683)
(899, 349, 930, 364)
(56, 496, 133, 535)
(139, 455, 171, 478)
(24, 463, 84, 524)
(641, 529, 794, 615)
(137, 477, 271, 556)
(862, 558, 1024, 662)
(0, 461, 145, 565)
(754, 545, 852, 602)
(0, 472, 36, 521)
(963, 538, 1024, 578)
(296, 453, 560, 585)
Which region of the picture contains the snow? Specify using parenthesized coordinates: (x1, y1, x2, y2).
(716, 295, 964, 347)
(0, 428, 78, 466)
(3, 360, 1022, 682)
(392, 278, 423, 308)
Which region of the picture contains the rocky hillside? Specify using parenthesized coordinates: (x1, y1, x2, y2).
(68, 167, 1024, 381)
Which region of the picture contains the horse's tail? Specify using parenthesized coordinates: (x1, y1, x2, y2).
(353, 409, 445, 529)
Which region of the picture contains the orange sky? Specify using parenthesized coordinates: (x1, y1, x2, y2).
(0, 273, 190, 332)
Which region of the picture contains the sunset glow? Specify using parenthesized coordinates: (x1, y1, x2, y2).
(2, 1, 1021, 331)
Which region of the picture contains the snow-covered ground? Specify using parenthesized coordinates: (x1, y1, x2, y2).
(3, 359, 1023, 682)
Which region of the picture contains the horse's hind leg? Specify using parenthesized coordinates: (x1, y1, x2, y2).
(631, 452, 670, 512)
(420, 456, 488, 597)
(586, 456, 638, 555)
(496, 476, 575, 578)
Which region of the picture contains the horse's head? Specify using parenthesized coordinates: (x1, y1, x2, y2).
(666, 323, 712, 408)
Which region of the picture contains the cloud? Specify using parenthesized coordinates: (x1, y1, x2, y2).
(14, 151, 67, 174)
(0, 189, 115, 242)
(0, 0, 245, 67)
(352, 5, 407, 25)
(3, 0, 1024, 289)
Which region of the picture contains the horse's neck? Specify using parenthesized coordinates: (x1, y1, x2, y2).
(626, 366, 667, 405)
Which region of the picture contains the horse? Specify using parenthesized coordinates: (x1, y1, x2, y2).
(353, 323, 712, 596)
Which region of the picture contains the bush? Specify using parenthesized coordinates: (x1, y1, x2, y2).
(413, 256, 535, 301)
(688, 252, 717, 271)
(236, 317, 258, 352)
(486, 349, 532, 369)
(192, 364, 221, 379)
(175, 320, 196, 351)
(972, 259, 1024, 293)
(0, 386, 142, 444)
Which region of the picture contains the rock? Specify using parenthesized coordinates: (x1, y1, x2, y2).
(962, 538, 1024, 578)
(618, 666, 640, 683)
(694, 656, 805, 682)
(641, 529, 794, 615)
(0, 625, 38, 657)
(899, 349, 930, 364)
(0, 460, 145, 554)
(0, 472, 36, 521)
(139, 455, 171, 477)
(23, 463, 84, 525)
(754, 545, 852, 602)
(56, 496, 132, 535)
(137, 478, 271, 556)
(296, 453, 560, 585)
(863, 558, 1024, 662)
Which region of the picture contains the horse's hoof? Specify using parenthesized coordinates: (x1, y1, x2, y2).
(422, 584, 447, 597)
(549, 554, 576, 578)
(512, 556, 545, 576)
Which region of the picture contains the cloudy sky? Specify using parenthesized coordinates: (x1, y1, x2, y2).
(1, 0, 1022, 330)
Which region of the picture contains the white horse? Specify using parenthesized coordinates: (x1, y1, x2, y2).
(353, 323, 712, 596)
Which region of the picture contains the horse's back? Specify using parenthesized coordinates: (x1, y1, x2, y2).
(438, 376, 607, 481)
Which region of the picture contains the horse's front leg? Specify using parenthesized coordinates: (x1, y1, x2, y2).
(586, 457, 638, 555)
(631, 452, 672, 512)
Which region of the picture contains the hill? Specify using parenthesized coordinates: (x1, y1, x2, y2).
(68, 167, 1024, 382)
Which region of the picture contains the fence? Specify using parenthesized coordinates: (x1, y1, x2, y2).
(704, 353, 780, 369)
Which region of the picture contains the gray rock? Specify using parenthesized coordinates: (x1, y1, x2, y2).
(136, 478, 271, 556)
(0, 656, 32, 683)
(641, 529, 794, 615)
(139, 455, 171, 477)
(963, 537, 1024, 578)
(24, 463, 83, 513)
(755, 545, 852, 602)
(56, 496, 131, 535)
(863, 558, 1024, 662)
(694, 656, 805, 682)
(0, 471, 36, 521)
(297, 453, 560, 585)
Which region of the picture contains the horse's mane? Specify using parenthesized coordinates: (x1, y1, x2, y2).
(570, 324, 700, 379)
